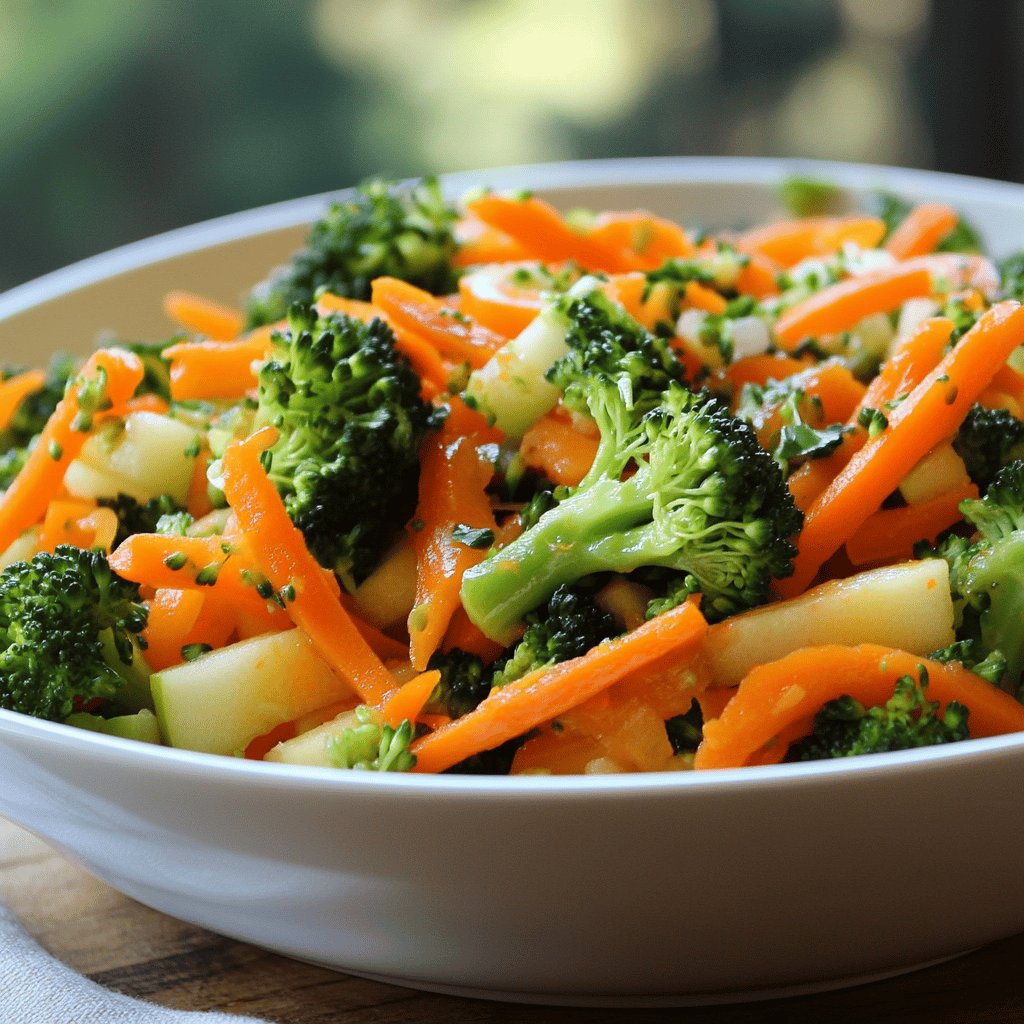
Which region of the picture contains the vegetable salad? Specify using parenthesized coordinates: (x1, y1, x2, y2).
(3, 174, 1024, 774)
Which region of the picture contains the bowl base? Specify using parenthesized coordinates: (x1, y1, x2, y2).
(297, 950, 971, 1008)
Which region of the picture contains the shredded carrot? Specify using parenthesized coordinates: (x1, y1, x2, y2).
(885, 203, 960, 260)
(0, 370, 45, 433)
(163, 290, 245, 340)
(407, 417, 498, 670)
(379, 669, 442, 728)
(371, 277, 506, 369)
(465, 193, 640, 273)
(0, 348, 143, 554)
(220, 426, 394, 704)
(586, 210, 696, 268)
(683, 280, 728, 315)
(779, 303, 1024, 597)
(143, 588, 206, 670)
(774, 265, 934, 350)
(457, 263, 550, 337)
(410, 600, 708, 773)
(518, 407, 600, 488)
(844, 482, 978, 566)
(737, 216, 886, 268)
(694, 644, 1024, 769)
(453, 213, 531, 267)
(164, 328, 275, 401)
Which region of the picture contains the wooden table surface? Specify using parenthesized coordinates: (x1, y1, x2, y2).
(2, 815, 1021, 1024)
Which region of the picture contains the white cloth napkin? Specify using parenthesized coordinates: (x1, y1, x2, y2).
(0, 903, 270, 1024)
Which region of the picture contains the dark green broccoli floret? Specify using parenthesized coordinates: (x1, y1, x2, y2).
(491, 584, 619, 688)
(924, 460, 1024, 688)
(0, 546, 149, 721)
(461, 378, 802, 641)
(255, 304, 439, 585)
(665, 698, 704, 755)
(786, 668, 969, 761)
(98, 493, 188, 549)
(247, 176, 459, 328)
(952, 404, 1024, 491)
(325, 706, 416, 772)
(425, 647, 492, 719)
(545, 290, 686, 416)
(928, 639, 1008, 687)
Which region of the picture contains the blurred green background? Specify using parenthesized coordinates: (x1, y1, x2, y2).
(1, 0, 1020, 290)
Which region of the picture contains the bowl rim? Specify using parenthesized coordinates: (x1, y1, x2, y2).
(3, 154, 1024, 798)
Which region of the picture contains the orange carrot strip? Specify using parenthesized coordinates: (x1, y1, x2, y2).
(735, 252, 781, 298)
(0, 349, 143, 553)
(110, 534, 243, 590)
(143, 588, 206, 671)
(408, 419, 498, 671)
(163, 290, 245, 341)
(336, 593, 409, 662)
(586, 210, 696, 268)
(885, 203, 960, 260)
(787, 316, 954, 512)
(737, 216, 885, 268)
(40, 500, 118, 554)
(379, 669, 442, 728)
(902, 253, 999, 298)
(779, 303, 1024, 597)
(0, 369, 45, 433)
(844, 482, 978, 566)
(371, 277, 506, 369)
(519, 407, 600, 488)
(774, 265, 933, 350)
(165, 328, 275, 401)
(723, 353, 812, 394)
(457, 263, 551, 337)
(466, 193, 640, 272)
(694, 644, 1024, 769)
(220, 426, 393, 704)
(411, 601, 708, 774)
(453, 213, 532, 267)
(683, 280, 728, 315)
(441, 606, 508, 664)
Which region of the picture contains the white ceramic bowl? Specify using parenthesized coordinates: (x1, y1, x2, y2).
(2, 158, 1024, 1007)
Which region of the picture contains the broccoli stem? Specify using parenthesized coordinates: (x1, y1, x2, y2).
(461, 473, 665, 643)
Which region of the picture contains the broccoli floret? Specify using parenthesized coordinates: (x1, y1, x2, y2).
(665, 698, 704, 755)
(325, 706, 416, 772)
(425, 647, 492, 719)
(0, 546, 149, 721)
(924, 460, 1024, 688)
(928, 639, 1008, 687)
(786, 668, 969, 761)
(247, 176, 459, 328)
(545, 291, 686, 417)
(779, 176, 842, 217)
(98, 493, 189, 548)
(256, 304, 439, 586)
(952, 404, 1024, 491)
(461, 378, 802, 641)
(491, 584, 619, 688)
